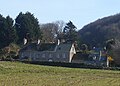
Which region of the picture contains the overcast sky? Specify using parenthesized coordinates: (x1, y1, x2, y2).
(0, 0, 120, 29)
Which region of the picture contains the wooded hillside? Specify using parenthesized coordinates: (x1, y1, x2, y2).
(79, 13, 120, 48)
(79, 13, 120, 65)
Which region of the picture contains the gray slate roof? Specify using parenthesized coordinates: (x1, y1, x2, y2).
(20, 43, 72, 52)
(56, 43, 72, 52)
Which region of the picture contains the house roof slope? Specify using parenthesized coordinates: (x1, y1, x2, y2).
(20, 42, 73, 52)
(56, 43, 72, 52)
(20, 43, 56, 52)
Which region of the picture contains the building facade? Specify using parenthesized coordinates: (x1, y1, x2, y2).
(19, 42, 76, 63)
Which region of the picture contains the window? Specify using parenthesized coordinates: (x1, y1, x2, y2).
(58, 47, 61, 50)
(57, 54, 60, 58)
(49, 54, 52, 58)
(31, 53, 35, 58)
(21, 53, 24, 58)
(35, 54, 38, 59)
(42, 54, 45, 58)
(63, 53, 66, 58)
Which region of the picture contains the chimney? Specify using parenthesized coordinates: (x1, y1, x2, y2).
(24, 38, 27, 45)
(37, 39, 40, 45)
(57, 39, 60, 45)
(54, 39, 60, 51)
(37, 39, 40, 50)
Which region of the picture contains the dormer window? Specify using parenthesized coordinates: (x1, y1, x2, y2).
(49, 54, 52, 58)
(58, 47, 61, 50)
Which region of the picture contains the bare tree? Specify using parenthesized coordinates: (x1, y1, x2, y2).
(54, 20, 65, 34)
(41, 21, 65, 43)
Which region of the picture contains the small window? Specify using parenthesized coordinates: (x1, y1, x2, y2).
(31, 53, 35, 58)
(35, 54, 39, 59)
(57, 54, 60, 58)
(58, 47, 61, 50)
(21, 53, 24, 58)
(49, 54, 52, 58)
(63, 53, 66, 58)
(42, 54, 45, 58)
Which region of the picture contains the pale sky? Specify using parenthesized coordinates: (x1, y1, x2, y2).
(0, 0, 120, 29)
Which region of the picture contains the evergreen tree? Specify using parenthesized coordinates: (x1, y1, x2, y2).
(0, 15, 17, 48)
(63, 21, 77, 42)
(6, 16, 17, 43)
(0, 14, 6, 48)
(15, 12, 42, 44)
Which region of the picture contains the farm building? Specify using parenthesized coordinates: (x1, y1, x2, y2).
(72, 48, 109, 67)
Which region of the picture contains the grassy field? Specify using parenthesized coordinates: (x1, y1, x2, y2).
(0, 61, 120, 86)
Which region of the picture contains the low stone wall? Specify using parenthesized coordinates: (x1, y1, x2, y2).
(21, 61, 120, 70)
(22, 61, 104, 69)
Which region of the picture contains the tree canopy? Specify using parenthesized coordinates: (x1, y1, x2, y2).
(15, 12, 42, 44)
(79, 13, 120, 48)
(0, 15, 17, 48)
(63, 21, 77, 43)
(41, 23, 59, 43)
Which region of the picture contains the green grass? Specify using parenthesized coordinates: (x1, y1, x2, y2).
(0, 61, 120, 86)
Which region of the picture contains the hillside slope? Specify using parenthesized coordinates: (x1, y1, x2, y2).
(79, 13, 120, 47)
